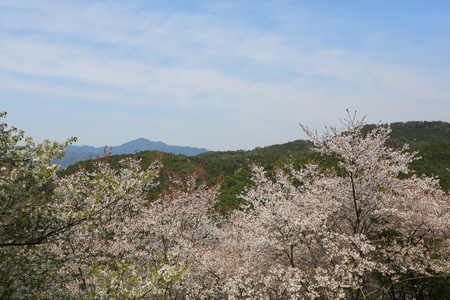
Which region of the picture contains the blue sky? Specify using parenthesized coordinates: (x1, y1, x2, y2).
(1, 1, 449, 151)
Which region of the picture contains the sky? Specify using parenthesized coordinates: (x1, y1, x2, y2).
(1, 0, 450, 151)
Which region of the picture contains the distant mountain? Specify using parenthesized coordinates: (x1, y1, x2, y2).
(55, 138, 209, 166)
(56, 150, 98, 167)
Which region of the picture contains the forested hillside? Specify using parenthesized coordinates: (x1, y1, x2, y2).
(388, 121, 450, 147)
(61, 121, 450, 212)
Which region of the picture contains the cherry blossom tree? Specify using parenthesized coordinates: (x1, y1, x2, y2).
(202, 112, 449, 299)
(300, 112, 449, 298)
(38, 166, 221, 299)
(0, 112, 158, 298)
(141, 172, 220, 299)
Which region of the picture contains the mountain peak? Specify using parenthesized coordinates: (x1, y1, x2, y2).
(58, 138, 209, 166)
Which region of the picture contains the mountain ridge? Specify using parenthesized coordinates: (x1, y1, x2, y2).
(56, 121, 450, 167)
(55, 138, 209, 166)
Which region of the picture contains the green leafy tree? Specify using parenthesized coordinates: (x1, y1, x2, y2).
(0, 112, 77, 297)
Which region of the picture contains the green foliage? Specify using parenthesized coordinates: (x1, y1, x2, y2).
(362, 121, 450, 148)
(195, 139, 312, 161)
(409, 141, 450, 192)
(1, 112, 77, 298)
(385, 121, 450, 148)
